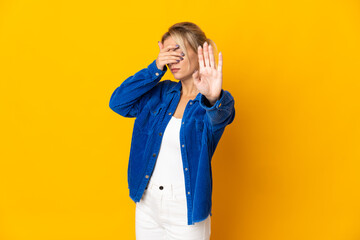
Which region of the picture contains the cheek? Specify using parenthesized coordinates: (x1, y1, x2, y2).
(178, 58, 188, 68)
(183, 54, 197, 65)
(188, 54, 198, 66)
(182, 58, 189, 65)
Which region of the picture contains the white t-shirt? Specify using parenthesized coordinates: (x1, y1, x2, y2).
(148, 116, 185, 185)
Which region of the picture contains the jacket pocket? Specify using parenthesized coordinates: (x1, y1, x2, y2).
(134, 104, 163, 134)
(146, 105, 163, 133)
(150, 105, 162, 116)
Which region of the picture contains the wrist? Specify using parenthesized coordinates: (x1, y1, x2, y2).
(205, 91, 222, 106)
(205, 96, 218, 107)
(208, 99, 218, 106)
(156, 60, 164, 71)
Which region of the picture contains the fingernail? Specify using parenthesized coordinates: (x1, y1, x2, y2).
(181, 52, 185, 56)
(177, 59, 180, 62)
(176, 44, 179, 47)
(180, 57, 184, 60)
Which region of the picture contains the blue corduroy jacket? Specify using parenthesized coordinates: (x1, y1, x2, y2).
(109, 59, 235, 225)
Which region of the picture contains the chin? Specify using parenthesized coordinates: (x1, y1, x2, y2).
(173, 72, 190, 81)
(172, 74, 182, 81)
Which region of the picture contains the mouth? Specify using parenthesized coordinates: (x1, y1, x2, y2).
(171, 68, 180, 71)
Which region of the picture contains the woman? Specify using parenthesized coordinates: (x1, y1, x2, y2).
(109, 22, 235, 240)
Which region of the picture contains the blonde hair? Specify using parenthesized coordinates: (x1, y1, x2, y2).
(161, 22, 219, 72)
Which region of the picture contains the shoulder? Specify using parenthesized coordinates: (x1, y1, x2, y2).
(140, 80, 177, 102)
(159, 79, 177, 90)
(149, 79, 177, 95)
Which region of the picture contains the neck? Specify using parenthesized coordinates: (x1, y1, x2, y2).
(180, 78, 199, 97)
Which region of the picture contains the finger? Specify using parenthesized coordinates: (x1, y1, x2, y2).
(170, 56, 183, 62)
(203, 42, 210, 68)
(217, 51, 223, 73)
(165, 51, 184, 58)
(198, 45, 205, 69)
(162, 56, 182, 64)
(161, 44, 180, 53)
(171, 45, 180, 51)
(160, 55, 183, 63)
(209, 44, 216, 69)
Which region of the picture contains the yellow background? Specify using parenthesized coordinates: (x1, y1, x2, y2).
(1, 0, 359, 239)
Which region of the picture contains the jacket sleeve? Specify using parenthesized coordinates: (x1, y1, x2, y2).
(109, 59, 167, 118)
(199, 89, 236, 145)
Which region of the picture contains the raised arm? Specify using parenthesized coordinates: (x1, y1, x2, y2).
(109, 41, 184, 118)
(193, 41, 236, 147)
(109, 59, 167, 118)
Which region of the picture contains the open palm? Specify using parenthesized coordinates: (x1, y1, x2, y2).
(193, 41, 223, 104)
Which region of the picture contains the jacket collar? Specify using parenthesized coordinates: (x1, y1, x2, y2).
(167, 80, 201, 102)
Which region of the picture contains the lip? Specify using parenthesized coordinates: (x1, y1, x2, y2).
(171, 68, 180, 71)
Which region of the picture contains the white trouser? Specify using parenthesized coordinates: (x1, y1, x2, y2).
(135, 181, 211, 240)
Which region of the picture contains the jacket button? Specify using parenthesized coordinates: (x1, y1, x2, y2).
(145, 175, 149, 178)
(168, 112, 172, 115)
(182, 121, 184, 124)
(187, 192, 190, 195)
(155, 72, 159, 76)
(190, 102, 193, 105)
(153, 153, 156, 157)
(185, 168, 188, 171)
(159, 186, 164, 190)
(159, 132, 162, 136)
(182, 144, 184, 148)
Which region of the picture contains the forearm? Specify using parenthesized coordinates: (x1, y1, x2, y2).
(199, 89, 235, 131)
(109, 59, 167, 117)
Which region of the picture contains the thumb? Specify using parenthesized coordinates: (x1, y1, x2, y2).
(193, 69, 200, 85)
